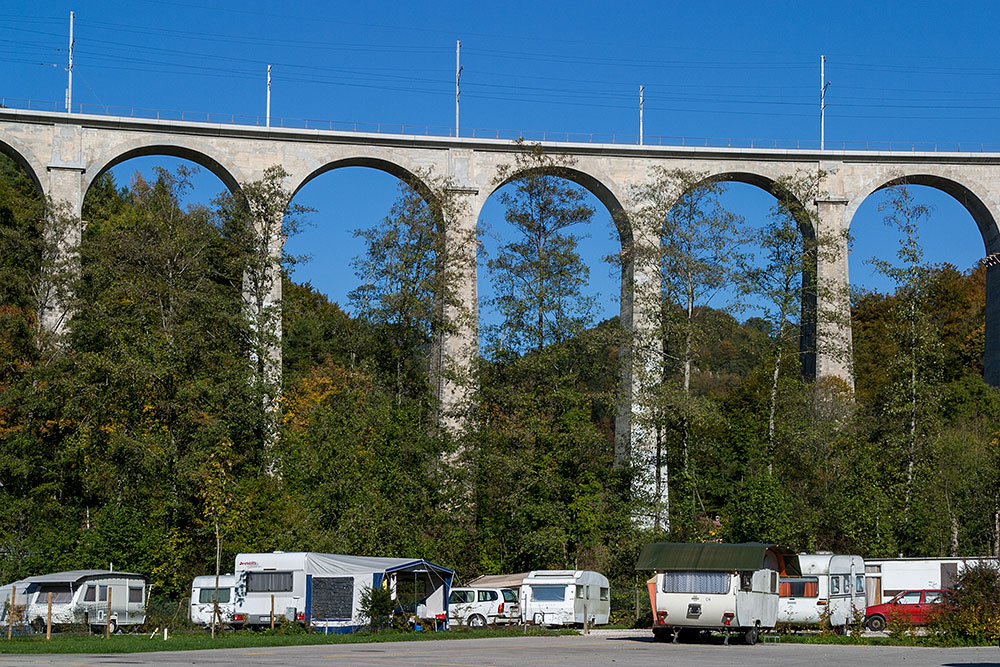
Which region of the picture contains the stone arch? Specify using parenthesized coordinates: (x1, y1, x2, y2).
(0, 131, 45, 197)
(487, 163, 632, 246)
(84, 138, 245, 197)
(845, 170, 1000, 385)
(846, 170, 1000, 253)
(289, 156, 438, 212)
(700, 169, 814, 234)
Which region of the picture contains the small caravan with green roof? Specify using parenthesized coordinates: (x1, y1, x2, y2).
(637, 542, 799, 645)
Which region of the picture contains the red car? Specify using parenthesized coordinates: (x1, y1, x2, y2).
(864, 589, 951, 631)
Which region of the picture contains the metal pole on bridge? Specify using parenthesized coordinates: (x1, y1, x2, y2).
(266, 64, 271, 127)
(639, 85, 644, 145)
(820, 55, 830, 150)
(65, 11, 74, 113)
(455, 40, 462, 138)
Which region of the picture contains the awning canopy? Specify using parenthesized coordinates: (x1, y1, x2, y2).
(636, 542, 800, 576)
(21, 570, 147, 586)
(466, 573, 529, 589)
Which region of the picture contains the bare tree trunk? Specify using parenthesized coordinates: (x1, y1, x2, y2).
(682, 285, 693, 476)
(212, 519, 221, 639)
(994, 495, 999, 557)
(904, 299, 917, 511)
(949, 511, 959, 557)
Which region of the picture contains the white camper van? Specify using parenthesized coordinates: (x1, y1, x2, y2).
(22, 570, 148, 633)
(778, 553, 865, 629)
(190, 574, 236, 627)
(639, 542, 799, 645)
(232, 552, 454, 633)
(519, 570, 610, 627)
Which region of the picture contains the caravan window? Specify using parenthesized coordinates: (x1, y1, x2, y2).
(576, 585, 584, 599)
(661, 572, 730, 595)
(38, 584, 72, 604)
(600, 587, 609, 601)
(855, 576, 865, 594)
(128, 587, 143, 603)
(831, 577, 841, 594)
(84, 586, 96, 602)
(247, 572, 293, 593)
(198, 588, 230, 604)
(530, 585, 566, 602)
(780, 577, 819, 598)
(99, 585, 108, 602)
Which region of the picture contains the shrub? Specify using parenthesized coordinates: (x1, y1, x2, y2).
(358, 585, 394, 632)
(930, 562, 1000, 643)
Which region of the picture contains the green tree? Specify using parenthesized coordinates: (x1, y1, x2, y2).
(867, 182, 941, 537)
(487, 144, 596, 356)
(349, 177, 473, 409)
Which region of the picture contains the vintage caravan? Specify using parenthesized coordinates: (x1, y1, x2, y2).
(778, 553, 865, 629)
(190, 574, 236, 627)
(232, 552, 454, 633)
(519, 570, 610, 627)
(638, 542, 799, 645)
(22, 570, 148, 633)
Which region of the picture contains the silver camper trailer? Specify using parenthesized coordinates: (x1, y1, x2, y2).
(519, 570, 610, 627)
(639, 542, 800, 645)
(21, 570, 148, 633)
(778, 553, 865, 629)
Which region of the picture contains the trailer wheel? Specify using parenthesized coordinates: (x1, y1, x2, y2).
(743, 626, 758, 645)
(865, 615, 885, 632)
(467, 614, 486, 628)
(652, 627, 673, 642)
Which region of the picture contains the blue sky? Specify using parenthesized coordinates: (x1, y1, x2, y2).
(1, 0, 994, 325)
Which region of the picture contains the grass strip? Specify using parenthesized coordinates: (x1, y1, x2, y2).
(0, 627, 578, 654)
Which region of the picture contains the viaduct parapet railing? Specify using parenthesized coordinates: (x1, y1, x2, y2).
(3, 96, 1000, 153)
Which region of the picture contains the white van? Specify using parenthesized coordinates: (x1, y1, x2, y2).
(520, 570, 610, 627)
(22, 570, 148, 633)
(190, 575, 236, 627)
(778, 553, 864, 629)
(639, 542, 799, 645)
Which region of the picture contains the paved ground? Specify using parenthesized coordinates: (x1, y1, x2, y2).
(0, 630, 997, 667)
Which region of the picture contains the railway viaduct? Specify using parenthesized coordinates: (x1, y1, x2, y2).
(3, 107, 1000, 506)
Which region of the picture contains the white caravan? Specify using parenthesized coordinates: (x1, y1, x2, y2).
(232, 552, 454, 633)
(190, 574, 236, 627)
(778, 553, 865, 629)
(520, 570, 610, 627)
(863, 557, 999, 605)
(21, 570, 148, 633)
(639, 542, 800, 645)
